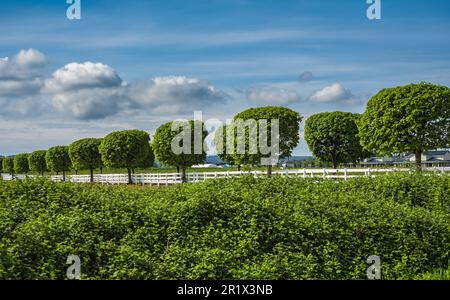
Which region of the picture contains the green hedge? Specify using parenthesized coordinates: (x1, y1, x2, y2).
(0, 174, 448, 280)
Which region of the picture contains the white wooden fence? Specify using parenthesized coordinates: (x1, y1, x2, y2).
(1, 167, 448, 186)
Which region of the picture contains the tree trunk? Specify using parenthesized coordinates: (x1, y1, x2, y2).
(177, 166, 180, 173)
(127, 168, 133, 185)
(267, 165, 273, 177)
(237, 165, 241, 172)
(181, 166, 187, 183)
(100, 167, 103, 174)
(62, 170, 66, 182)
(415, 151, 422, 172)
(90, 168, 94, 183)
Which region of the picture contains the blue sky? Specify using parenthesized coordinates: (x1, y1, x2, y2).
(1, 0, 450, 156)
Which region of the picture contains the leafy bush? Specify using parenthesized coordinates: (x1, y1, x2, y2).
(0, 174, 448, 280)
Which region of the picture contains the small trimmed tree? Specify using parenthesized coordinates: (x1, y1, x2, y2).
(214, 124, 240, 170)
(28, 150, 47, 176)
(231, 106, 302, 176)
(2, 157, 14, 176)
(305, 112, 368, 168)
(358, 82, 450, 171)
(152, 121, 208, 183)
(99, 130, 150, 184)
(14, 153, 30, 175)
(69, 138, 103, 182)
(46, 146, 72, 181)
(137, 143, 155, 171)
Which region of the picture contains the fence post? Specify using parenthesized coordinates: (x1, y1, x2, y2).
(344, 168, 348, 181)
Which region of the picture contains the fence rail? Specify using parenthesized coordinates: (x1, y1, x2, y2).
(1, 167, 449, 186)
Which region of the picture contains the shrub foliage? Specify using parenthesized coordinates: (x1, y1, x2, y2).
(0, 174, 448, 280)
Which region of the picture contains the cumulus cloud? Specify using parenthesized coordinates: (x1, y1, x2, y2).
(44, 62, 126, 120)
(299, 71, 314, 82)
(14, 49, 48, 68)
(45, 64, 228, 119)
(0, 48, 47, 81)
(245, 87, 301, 105)
(0, 49, 48, 116)
(308, 83, 356, 103)
(1, 50, 229, 120)
(44, 62, 122, 92)
(128, 76, 229, 114)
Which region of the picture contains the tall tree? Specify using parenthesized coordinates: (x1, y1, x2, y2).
(99, 130, 150, 184)
(2, 157, 14, 176)
(231, 106, 302, 176)
(14, 153, 30, 175)
(358, 82, 450, 171)
(305, 112, 368, 168)
(46, 146, 72, 181)
(69, 138, 103, 182)
(152, 121, 208, 183)
(28, 150, 47, 176)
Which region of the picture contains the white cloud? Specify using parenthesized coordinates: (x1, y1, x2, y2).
(45, 62, 122, 92)
(129, 76, 229, 114)
(0, 49, 48, 116)
(45, 64, 229, 119)
(308, 83, 356, 103)
(14, 48, 48, 68)
(43, 62, 127, 120)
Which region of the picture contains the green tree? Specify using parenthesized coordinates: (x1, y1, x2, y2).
(358, 82, 450, 171)
(46, 146, 72, 181)
(152, 121, 208, 183)
(214, 124, 240, 170)
(14, 153, 30, 175)
(2, 157, 14, 176)
(305, 112, 368, 169)
(137, 143, 155, 171)
(231, 106, 302, 176)
(28, 150, 47, 175)
(69, 138, 103, 182)
(99, 130, 150, 184)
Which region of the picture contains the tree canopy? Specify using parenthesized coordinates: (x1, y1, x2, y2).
(214, 124, 238, 167)
(305, 112, 368, 168)
(137, 143, 155, 169)
(152, 120, 208, 182)
(2, 157, 14, 175)
(14, 153, 30, 174)
(99, 130, 150, 184)
(28, 150, 47, 175)
(231, 106, 302, 176)
(69, 138, 103, 182)
(46, 146, 72, 181)
(358, 82, 450, 170)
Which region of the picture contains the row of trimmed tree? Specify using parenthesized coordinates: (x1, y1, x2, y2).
(1, 132, 154, 184)
(1, 82, 449, 182)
